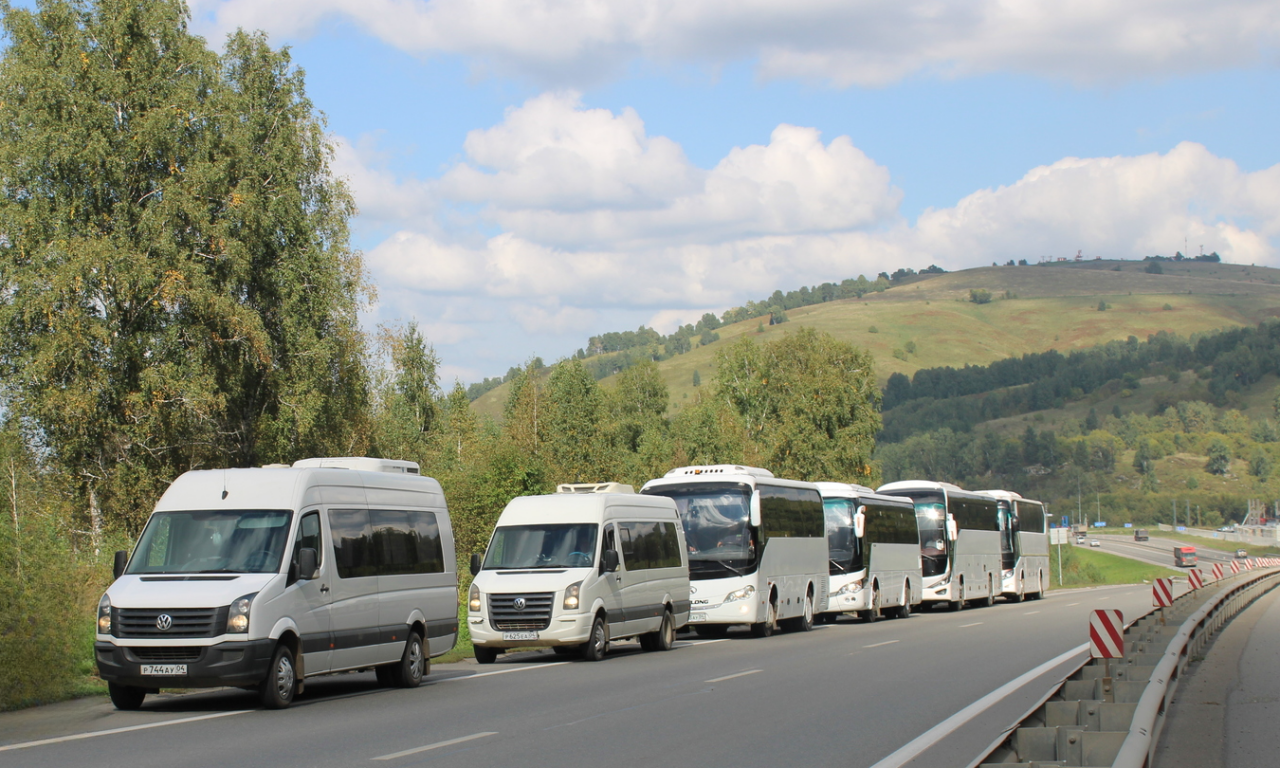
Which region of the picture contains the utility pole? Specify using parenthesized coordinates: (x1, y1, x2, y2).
(1173, 499, 1177, 528)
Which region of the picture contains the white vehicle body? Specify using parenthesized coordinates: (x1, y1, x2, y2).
(641, 465, 829, 635)
(876, 480, 1002, 609)
(975, 489, 1050, 601)
(95, 457, 458, 707)
(816, 483, 923, 619)
(468, 487, 690, 657)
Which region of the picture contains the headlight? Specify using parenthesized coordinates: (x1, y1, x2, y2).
(97, 594, 112, 634)
(469, 583, 481, 612)
(836, 579, 864, 596)
(563, 581, 582, 611)
(226, 593, 256, 634)
(723, 585, 755, 604)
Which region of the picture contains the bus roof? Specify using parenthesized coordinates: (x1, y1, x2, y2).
(660, 464, 775, 479)
(816, 482, 914, 508)
(877, 480, 964, 495)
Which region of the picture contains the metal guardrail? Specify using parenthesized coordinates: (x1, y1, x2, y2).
(973, 569, 1280, 767)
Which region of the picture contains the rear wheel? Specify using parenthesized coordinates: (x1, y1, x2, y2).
(259, 644, 297, 710)
(473, 646, 499, 665)
(750, 601, 777, 638)
(786, 592, 815, 632)
(108, 682, 146, 711)
(389, 631, 426, 688)
(581, 614, 609, 661)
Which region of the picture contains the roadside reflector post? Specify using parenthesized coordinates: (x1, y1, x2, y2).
(1153, 578, 1173, 624)
(1089, 609, 1124, 704)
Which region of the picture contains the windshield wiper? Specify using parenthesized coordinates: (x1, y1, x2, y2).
(692, 559, 745, 576)
(829, 559, 846, 573)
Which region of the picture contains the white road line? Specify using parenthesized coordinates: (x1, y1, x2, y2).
(372, 732, 498, 761)
(680, 638, 730, 647)
(1066, 602, 1080, 606)
(868, 643, 1087, 768)
(864, 640, 899, 648)
(1024, 611, 1041, 616)
(959, 622, 983, 628)
(705, 669, 762, 683)
(1098, 597, 1110, 601)
(0, 710, 250, 753)
(441, 661, 571, 682)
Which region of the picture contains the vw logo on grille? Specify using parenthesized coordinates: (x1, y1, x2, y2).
(513, 597, 527, 612)
(155, 614, 173, 631)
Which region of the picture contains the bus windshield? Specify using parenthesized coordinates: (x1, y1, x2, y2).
(127, 509, 293, 574)
(483, 524, 599, 569)
(912, 496, 949, 578)
(822, 497, 863, 574)
(644, 482, 756, 578)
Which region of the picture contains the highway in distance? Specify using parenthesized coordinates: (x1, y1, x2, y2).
(0, 585, 1165, 768)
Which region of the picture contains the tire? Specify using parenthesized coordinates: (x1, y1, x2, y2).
(949, 580, 965, 612)
(648, 610, 676, 650)
(794, 592, 815, 632)
(861, 586, 881, 623)
(582, 614, 609, 661)
(893, 588, 912, 619)
(750, 601, 777, 638)
(108, 682, 146, 711)
(389, 631, 426, 688)
(259, 644, 297, 710)
(981, 578, 995, 608)
(694, 625, 728, 638)
(474, 645, 499, 665)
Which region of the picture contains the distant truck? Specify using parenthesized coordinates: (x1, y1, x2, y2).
(1134, 529, 1149, 542)
(1173, 546, 1197, 567)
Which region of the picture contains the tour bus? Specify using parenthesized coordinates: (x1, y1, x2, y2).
(641, 465, 828, 637)
(815, 483, 922, 622)
(467, 483, 690, 663)
(975, 489, 1049, 602)
(96, 457, 458, 710)
(876, 480, 1002, 611)
(1174, 546, 1198, 567)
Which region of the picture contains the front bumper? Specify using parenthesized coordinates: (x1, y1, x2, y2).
(824, 589, 869, 613)
(470, 613, 595, 649)
(95, 640, 275, 689)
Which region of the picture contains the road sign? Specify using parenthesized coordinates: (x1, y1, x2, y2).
(1153, 578, 1174, 607)
(1089, 610, 1125, 659)
(1212, 563, 1224, 580)
(1187, 569, 1204, 589)
(1230, 561, 1241, 574)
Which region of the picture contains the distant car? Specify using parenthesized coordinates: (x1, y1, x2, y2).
(1076, 535, 1087, 544)
(1218, 526, 1236, 532)
(1090, 539, 1101, 547)
(1236, 548, 1249, 558)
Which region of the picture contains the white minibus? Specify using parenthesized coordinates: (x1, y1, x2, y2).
(95, 457, 458, 710)
(816, 483, 922, 622)
(467, 484, 690, 662)
(876, 480, 1002, 611)
(641, 465, 828, 637)
(976, 489, 1050, 602)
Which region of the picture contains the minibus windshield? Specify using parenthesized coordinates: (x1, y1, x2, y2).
(483, 524, 599, 569)
(127, 509, 293, 574)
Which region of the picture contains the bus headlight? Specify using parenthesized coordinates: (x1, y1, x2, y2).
(97, 594, 112, 634)
(836, 579, 864, 596)
(563, 582, 582, 611)
(226, 593, 256, 634)
(469, 584, 482, 612)
(723, 585, 755, 604)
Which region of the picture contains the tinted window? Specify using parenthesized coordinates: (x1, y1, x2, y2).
(863, 503, 919, 546)
(822, 498, 862, 574)
(618, 521, 682, 570)
(330, 509, 376, 579)
(759, 484, 824, 540)
(128, 509, 292, 575)
(329, 509, 444, 578)
(951, 497, 1000, 532)
(1017, 501, 1046, 533)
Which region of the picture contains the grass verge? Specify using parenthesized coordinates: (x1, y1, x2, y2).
(1049, 544, 1181, 589)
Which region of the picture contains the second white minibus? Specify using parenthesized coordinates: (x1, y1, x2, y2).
(976, 489, 1050, 602)
(816, 483, 922, 622)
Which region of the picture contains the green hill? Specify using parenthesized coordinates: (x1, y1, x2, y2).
(472, 260, 1280, 420)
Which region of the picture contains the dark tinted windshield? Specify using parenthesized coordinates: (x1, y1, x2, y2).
(822, 497, 863, 574)
(644, 482, 756, 578)
(128, 510, 293, 574)
(900, 492, 949, 578)
(483, 524, 598, 569)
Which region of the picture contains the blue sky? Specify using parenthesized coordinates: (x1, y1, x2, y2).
(96, 3, 1280, 381)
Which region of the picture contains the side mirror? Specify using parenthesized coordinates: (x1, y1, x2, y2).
(113, 550, 128, 580)
(470, 552, 482, 576)
(298, 548, 318, 580)
(602, 549, 620, 573)
(854, 507, 867, 539)
(946, 516, 958, 542)
(749, 492, 762, 528)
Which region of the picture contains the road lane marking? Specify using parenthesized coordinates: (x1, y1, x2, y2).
(864, 640, 899, 648)
(441, 662, 571, 681)
(680, 639, 730, 647)
(373, 732, 497, 761)
(959, 622, 983, 628)
(868, 642, 1087, 768)
(705, 669, 762, 683)
(0, 710, 251, 753)
(1098, 597, 1110, 601)
(1024, 611, 1041, 615)
(1066, 602, 1080, 606)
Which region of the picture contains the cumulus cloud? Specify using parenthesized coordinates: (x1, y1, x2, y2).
(191, 0, 1280, 87)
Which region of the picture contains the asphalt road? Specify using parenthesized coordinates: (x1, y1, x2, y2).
(1085, 533, 1241, 569)
(0, 584, 1171, 768)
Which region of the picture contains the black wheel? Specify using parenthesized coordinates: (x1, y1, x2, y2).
(108, 682, 146, 711)
(861, 586, 881, 623)
(390, 631, 426, 688)
(786, 593, 814, 632)
(949, 581, 965, 612)
(641, 610, 675, 651)
(694, 625, 728, 638)
(474, 645, 499, 664)
(750, 601, 777, 638)
(582, 614, 609, 661)
(259, 644, 297, 710)
(894, 588, 912, 619)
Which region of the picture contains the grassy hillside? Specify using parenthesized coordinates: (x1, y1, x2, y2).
(472, 261, 1280, 420)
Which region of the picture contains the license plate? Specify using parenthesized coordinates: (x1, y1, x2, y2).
(141, 664, 187, 676)
(688, 612, 707, 622)
(502, 631, 539, 641)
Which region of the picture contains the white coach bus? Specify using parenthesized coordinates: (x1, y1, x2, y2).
(641, 465, 828, 638)
(815, 483, 922, 623)
(876, 480, 1002, 611)
(976, 489, 1050, 602)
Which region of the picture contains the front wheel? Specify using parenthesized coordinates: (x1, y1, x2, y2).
(949, 581, 965, 612)
(473, 646, 499, 665)
(861, 587, 881, 623)
(750, 601, 777, 638)
(259, 644, 297, 710)
(581, 615, 609, 661)
(787, 593, 815, 632)
(893, 589, 912, 619)
(390, 631, 426, 688)
(108, 682, 146, 711)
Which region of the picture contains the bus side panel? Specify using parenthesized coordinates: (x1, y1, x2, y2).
(953, 530, 1002, 598)
(1014, 531, 1050, 595)
(758, 537, 829, 619)
(869, 542, 924, 606)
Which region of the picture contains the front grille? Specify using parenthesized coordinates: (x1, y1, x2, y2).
(488, 592, 554, 631)
(128, 646, 204, 662)
(114, 607, 227, 638)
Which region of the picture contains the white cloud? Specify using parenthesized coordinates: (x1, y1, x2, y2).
(331, 135, 435, 226)
(509, 302, 599, 334)
(192, 0, 1280, 87)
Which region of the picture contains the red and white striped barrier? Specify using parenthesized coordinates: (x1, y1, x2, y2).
(1212, 563, 1224, 580)
(1089, 609, 1126, 659)
(1153, 578, 1174, 607)
(1188, 569, 1204, 590)
(1230, 561, 1241, 574)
